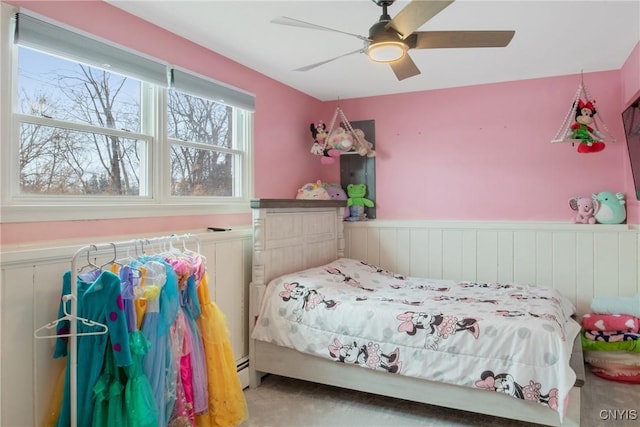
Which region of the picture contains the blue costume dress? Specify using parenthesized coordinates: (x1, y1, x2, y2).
(54, 270, 132, 427)
(140, 258, 179, 427)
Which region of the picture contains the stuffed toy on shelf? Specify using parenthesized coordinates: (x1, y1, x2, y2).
(346, 183, 374, 221)
(568, 196, 596, 224)
(296, 180, 331, 200)
(323, 183, 349, 219)
(593, 191, 626, 224)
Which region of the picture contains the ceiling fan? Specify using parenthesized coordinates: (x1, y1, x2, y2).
(271, 0, 515, 81)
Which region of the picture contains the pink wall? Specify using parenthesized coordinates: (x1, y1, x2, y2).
(1, 2, 637, 246)
(320, 71, 636, 222)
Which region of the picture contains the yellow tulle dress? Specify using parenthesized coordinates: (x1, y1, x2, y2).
(43, 365, 65, 427)
(194, 272, 248, 427)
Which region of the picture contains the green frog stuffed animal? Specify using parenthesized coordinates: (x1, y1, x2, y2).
(346, 184, 374, 221)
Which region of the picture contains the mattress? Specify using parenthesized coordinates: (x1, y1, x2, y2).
(252, 258, 581, 417)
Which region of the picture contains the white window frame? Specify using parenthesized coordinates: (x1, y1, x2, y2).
(0, 5, 254, 223)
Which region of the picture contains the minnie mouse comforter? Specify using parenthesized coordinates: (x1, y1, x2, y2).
(252, 258, 581, 419)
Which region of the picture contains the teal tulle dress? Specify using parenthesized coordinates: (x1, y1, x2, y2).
(123, 330, 158, 426)
(92, 339, 127, 427)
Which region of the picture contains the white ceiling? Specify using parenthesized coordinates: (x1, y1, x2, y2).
(108, 0, 640, 101)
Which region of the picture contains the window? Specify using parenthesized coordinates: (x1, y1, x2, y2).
(1, 8, 254, 222)
(168, 69, 254, 199)
(17, 47, 150, 197)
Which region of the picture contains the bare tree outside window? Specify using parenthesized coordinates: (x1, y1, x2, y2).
(17, 47, 240, 199)
(168, 91, 235, 196)
(17, 47, 142, 196)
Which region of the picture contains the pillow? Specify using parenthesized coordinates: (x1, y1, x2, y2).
(590, 293, 640, 317)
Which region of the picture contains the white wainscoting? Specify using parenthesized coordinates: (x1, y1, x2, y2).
(344, 221, 639, 317)
(2, 220, 638, 425)
(0, 228, 252, 427)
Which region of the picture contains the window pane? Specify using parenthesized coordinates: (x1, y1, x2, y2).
(18, 47, 141, 133)
(170, 146, 235, 196)
(168, 90, 233, 148)
(20, 123, 142, 195)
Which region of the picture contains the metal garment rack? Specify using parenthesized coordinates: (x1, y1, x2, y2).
(33, 233, 200, 427)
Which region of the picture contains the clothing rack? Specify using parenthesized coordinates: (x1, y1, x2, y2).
(34, 233, 201, 427)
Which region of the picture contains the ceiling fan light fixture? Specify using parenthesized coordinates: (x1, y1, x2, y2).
(367, 41, 406, 63)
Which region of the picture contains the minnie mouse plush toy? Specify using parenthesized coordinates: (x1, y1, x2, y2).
(310, 121, 340, 165)
(570, 99, 605, 153)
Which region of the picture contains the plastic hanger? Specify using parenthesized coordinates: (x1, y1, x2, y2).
(99, 242, 119, 270)
(180, 234, 201, 255)
(34, 294, 108, 339)
(78, 244, 100, 273)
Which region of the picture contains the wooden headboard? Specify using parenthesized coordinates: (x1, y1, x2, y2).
(249, 199, 346, 352)
(250, 199, 346, 287)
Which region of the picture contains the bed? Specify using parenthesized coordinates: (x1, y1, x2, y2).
(248, 200, 585, 426)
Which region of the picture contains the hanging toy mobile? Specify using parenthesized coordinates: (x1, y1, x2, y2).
(551, 74, 615, 153)
(308, 107, 368, 165)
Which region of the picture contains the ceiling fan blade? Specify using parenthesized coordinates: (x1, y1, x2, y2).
(387, 0, 455, 39)
(389, 54, 421, 81)
(294, 48, 364, 72)
(271, 16, 369, 42)
(412, 30, 515, 49)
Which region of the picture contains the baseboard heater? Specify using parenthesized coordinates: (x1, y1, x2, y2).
(237, 357, 250, 389)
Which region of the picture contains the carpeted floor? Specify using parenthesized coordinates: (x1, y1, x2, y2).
(240, 366, 639, 427)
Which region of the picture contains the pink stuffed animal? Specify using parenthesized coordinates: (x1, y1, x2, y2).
(569, 196, 596, 224)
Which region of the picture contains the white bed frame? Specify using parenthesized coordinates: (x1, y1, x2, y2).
(249, 200, 584, 426)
